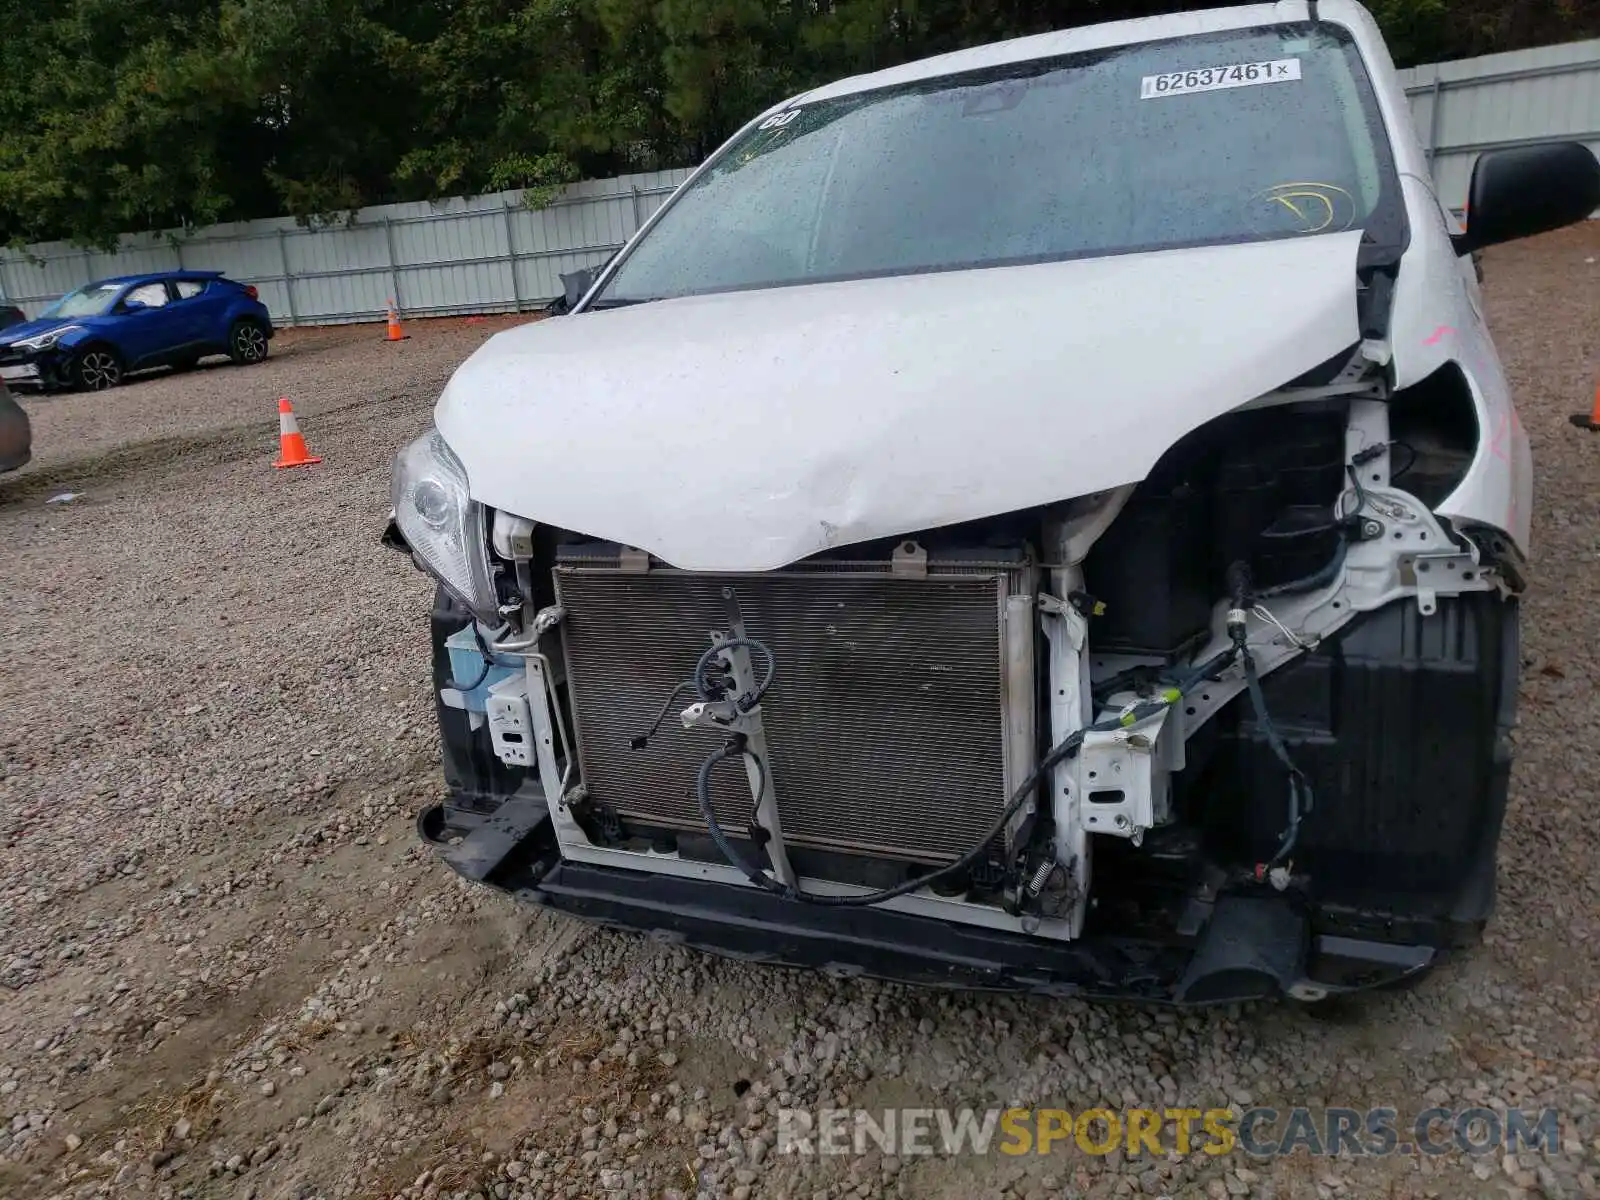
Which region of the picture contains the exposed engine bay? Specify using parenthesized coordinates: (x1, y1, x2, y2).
(416, 363, 1520, 1002)
(390, 0, 1600, 1006)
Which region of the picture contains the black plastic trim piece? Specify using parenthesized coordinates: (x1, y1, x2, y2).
(417, 804, 1444, 1004)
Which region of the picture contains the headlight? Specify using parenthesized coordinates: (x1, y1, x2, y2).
(15, 324, 83, 352)
(391, 429, 498, 618)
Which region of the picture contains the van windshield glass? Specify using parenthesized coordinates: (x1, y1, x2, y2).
(593, 24, 1401, 304)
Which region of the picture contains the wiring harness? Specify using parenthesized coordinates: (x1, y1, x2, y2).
(678, 639, 1243, 908)
(1226, 562, 1314, 877)
(635, 562, 1318, 909)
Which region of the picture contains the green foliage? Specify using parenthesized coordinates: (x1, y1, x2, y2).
(1366, 0, 1455, 65)
(0, 0, 1593, 245)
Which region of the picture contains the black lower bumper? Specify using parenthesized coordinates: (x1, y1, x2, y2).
(418, 797, 1440, 1005)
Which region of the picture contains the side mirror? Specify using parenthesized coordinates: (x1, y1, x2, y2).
(1453, 142, 1600, 256)
(562, 268, 597, 309)
(543, 268, 597, 317)
(122, 299, 148, 312)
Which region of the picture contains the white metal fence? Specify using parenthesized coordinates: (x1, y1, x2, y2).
(0, 169, 692, 327)
(0, 37, 1596, 326)
(1398, 37, 1600, 216)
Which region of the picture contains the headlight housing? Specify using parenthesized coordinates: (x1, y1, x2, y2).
(391, 429, 498, 619)
(15, 324, 83, 352)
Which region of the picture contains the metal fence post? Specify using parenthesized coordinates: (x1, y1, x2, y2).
(0, 255, 10, 305)
(1425, 73, 1444, 173)
(278, 230, 299, 327)
(384, 217, 403, 315)
(630, 186, 644, 233)
(503, 203, 523, 312)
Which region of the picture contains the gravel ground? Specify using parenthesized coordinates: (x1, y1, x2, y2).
(0, 229, 1597, 1200)
(10, 316, 528, 483)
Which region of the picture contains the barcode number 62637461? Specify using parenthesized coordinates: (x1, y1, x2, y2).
(1139, 58, 1302, 100)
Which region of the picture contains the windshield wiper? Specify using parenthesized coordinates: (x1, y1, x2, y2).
(585, 296, 662, 311)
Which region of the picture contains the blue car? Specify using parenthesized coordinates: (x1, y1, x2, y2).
(0, 271, 273, 392)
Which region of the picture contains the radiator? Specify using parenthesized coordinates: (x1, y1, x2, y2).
(553, 545, 1036, 864)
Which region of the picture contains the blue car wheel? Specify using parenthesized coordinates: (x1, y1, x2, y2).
(73, 346, 123, 391)
(229, 318, 269, 365)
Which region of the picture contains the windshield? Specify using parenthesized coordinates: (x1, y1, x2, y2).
(593, 24, 1402, 305)
(43, 283, 122, 319)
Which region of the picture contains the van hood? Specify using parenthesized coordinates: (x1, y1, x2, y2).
(436, 231, 1363, 572)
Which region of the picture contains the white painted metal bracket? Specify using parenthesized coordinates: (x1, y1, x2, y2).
(524, 652, 592, 847)
(485, 673, 536, 767)
(1037, 487, 1134, 940)
(1040, 597, 1090, 936)
(1075, 708, 1173, 845)
(1404, 551, 1482, 617)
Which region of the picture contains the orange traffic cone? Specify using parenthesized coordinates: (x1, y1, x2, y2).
(386, 299, 409, 343)
(273, 398, 322, 468)
(1570, 380, 1600, 431)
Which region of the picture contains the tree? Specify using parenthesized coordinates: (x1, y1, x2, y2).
(0, 0, 1595, 246)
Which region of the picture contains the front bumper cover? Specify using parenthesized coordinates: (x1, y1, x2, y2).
(417, 794, 1442, 1005)
(0, 344, 69, 390)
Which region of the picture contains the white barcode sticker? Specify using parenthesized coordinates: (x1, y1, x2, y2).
(1140, 58, 1302, 100)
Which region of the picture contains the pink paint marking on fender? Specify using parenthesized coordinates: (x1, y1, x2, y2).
(1423, 325, 1455, 346)
(1506, 409, 1524, 532)
(1489, 411, 1511, 462)
(1488, 411, 1520, 530)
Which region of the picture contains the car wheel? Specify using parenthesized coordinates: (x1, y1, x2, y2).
(75, 347, 123, 391)
(229, 319, 269, 365)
